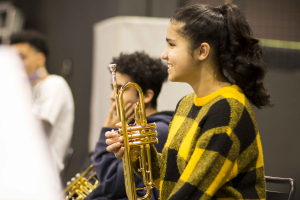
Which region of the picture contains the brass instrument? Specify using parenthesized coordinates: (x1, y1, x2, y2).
(64, 63, 157, 200)
(108, 64, 158, 200)
(64, 164, 99, 200)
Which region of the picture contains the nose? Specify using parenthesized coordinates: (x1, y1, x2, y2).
(161, 48, 168, 60)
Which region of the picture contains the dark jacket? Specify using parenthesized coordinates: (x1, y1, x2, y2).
(86, 111, 174, 200)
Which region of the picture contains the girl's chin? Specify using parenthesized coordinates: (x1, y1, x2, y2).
(168, 77, 173, 82)
(168, 74, 177, 82)
(168, 76, 185, 83)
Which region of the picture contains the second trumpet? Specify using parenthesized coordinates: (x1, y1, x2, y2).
(108, 63, 158, 200)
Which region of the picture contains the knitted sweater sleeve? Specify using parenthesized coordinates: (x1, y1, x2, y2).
(165, 98, 264, 200)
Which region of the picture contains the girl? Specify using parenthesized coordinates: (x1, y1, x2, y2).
(106, 3, 272, 200)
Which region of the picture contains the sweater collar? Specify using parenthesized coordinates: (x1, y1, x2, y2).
(194, 85, 242, 106)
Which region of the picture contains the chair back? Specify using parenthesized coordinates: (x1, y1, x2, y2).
(0, 2, 23, 44)
(265, 176, 296, 200)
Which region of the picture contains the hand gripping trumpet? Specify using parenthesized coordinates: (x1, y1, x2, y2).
(108, 63, 158, 200)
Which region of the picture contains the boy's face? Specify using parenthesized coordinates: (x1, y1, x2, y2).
(11, 43, 43, 76)
(109, 72, 139, 116)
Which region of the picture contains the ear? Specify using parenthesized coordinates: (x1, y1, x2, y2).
(196, 42, 210, 61)
(143, 89, 154, 105)
(37, 52, 46, 67)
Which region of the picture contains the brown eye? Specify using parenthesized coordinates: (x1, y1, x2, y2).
(167, 42, 176, 47)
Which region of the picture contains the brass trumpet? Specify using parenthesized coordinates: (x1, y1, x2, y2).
(108, 64, 158, 200)
(64, 164, 99, 200)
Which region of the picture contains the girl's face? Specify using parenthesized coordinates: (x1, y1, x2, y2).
(161, 21, 199, 84)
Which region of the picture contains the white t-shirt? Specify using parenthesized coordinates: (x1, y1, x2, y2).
(32, 74, 74, 171)
(0, 46, 63, 200)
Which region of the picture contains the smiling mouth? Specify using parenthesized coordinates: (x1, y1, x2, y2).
(168, 64, 173, 70)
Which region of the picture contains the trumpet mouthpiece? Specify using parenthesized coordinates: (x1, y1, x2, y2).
(108, 64, 117, 73)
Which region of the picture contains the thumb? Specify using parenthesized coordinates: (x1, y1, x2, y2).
(115, 122, 122, 128)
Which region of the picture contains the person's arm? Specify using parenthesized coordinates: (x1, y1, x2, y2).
(92, 102, 141, 198)
(93, 127, 128, 198)
(154, 121, 169, 153)
(102, 118, 171, 192)
(94, 127, 160, 198)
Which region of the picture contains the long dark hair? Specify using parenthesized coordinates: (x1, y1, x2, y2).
(171, 3, 273, 108)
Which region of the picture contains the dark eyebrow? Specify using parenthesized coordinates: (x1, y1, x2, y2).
(166, 38, 175, 42)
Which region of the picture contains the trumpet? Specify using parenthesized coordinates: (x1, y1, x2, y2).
(108, 64, 158, 200)
(64, 164, 99, 200)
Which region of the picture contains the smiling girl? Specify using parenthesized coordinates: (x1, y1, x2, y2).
(106, 3, 272, 200)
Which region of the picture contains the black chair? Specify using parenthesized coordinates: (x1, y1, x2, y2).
(265, 176, 296, 200)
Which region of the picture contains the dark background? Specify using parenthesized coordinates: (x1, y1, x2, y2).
(1, 0, 300, 199)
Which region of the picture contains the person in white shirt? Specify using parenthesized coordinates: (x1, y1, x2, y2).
(10, 30, 75, 172)
(0, 45, 63, 200)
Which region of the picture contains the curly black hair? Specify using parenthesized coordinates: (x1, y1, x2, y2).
(171, 3, 273, 108)
(10, 30, 49, 58)
(111, 51, 168, 109)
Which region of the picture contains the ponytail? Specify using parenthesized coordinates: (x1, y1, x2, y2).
(218, 3, 273, 108)
(171, 3, 273, 108)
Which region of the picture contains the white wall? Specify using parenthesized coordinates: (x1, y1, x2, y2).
(90, 16, 193, 151)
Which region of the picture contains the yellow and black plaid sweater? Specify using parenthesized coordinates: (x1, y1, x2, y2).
(147, 85, 266, 200)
